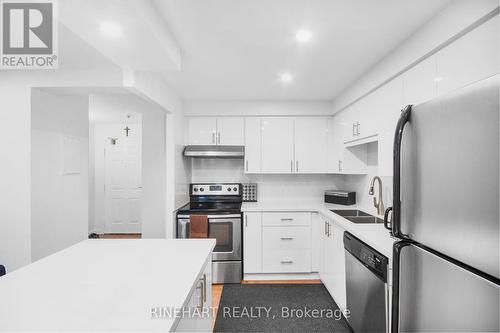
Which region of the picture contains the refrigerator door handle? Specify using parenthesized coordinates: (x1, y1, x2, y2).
(391, 241, 411, 333)
(392, 105, 412, 238)
(384, 207, 392, 231)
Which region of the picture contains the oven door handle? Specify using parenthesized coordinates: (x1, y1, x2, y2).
(177, 214, 242, 219)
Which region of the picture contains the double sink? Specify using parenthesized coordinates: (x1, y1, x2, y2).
(331, 209, 384, 224)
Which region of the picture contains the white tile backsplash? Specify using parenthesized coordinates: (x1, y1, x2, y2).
(190, 158, 346, 202)
(190, 157, 393, 212)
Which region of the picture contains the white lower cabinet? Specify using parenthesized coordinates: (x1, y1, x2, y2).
(262, 225, 311, 273)
(262, 211, 311, 227)
(311, 213, 323, 271)
(263, 249, 311, 273)
(243, 212, 262, 273)
(262, 226, 311, 250)
(244, 211, 312, 274)
(174, 257, 212, 332)
(320, 218, 347, 312)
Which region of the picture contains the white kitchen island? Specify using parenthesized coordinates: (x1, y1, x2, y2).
(0, 239, 215, 332)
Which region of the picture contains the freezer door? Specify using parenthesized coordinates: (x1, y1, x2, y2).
(394, 242, 499, 332)
(397, 75, 499, 279)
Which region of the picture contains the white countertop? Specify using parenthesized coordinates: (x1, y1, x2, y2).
(0, 239, 215, 332)
(242, 201, 396, 258)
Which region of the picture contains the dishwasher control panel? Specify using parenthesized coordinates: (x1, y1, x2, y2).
(344, 232, 388, 281)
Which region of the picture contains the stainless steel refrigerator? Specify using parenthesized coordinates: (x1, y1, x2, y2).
(386, 75, 500, 332)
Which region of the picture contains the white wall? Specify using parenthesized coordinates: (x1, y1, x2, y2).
(142, 107, 168, 238)
(160, 83, 189, 239)
(31, 89, 89, 262)
(0, 87, 32, 272)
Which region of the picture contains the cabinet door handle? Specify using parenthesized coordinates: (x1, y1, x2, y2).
(196, 281, 203, 309)
(202, 274, 207, 303)
(324, 221, 328, 235)
(280, 261, 293, 264)
(290, 160, 293, 173)
(280, 218, 294, 221)
(212, 132, 215, 144)
(217, 132, 221, 144)
(338, 160, 343, 172)
(280, 237, 294, 241)
(356, 122, 360, 136)
(327, 222, 331, 237)
(352, 123, 356, 137)
(296, 160, 299, 173)
(245, 215, 248, 227)
(246, 160, 249, 172)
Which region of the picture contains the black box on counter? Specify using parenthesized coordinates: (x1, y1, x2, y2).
(324, 190, 356, 205)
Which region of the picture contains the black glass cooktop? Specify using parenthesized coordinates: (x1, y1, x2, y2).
(177, 202, 242, 215)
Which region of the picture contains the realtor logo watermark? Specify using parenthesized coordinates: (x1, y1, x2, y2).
(1, 0, 58, 69)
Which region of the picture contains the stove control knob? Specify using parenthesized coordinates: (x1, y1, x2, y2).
(193, 188, 198, 192)
(233, 187, 238, 192)
(227, 188, 232, 192)
(200, 188, 204, 192)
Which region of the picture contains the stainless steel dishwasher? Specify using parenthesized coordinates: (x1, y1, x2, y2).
(344, 232, 388, 333)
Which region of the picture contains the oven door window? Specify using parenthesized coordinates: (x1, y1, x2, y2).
(209, 221, 233, 253)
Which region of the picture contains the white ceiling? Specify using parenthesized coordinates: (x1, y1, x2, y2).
(156, 0, 452, 100)
(58, 0, 180, 71)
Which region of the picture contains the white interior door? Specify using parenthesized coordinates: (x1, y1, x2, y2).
(104, 124, 142, 233)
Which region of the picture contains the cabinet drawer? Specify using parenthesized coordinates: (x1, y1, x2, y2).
(262, 212, 311, 226)
(262, 249, 311, 273)
(263, 226, 311, 250)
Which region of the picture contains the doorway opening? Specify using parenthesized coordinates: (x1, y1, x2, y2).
(89, 95, 143, 239)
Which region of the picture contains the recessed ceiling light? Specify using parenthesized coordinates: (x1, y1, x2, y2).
(99, 21, 123, 38)
(295, 29, 312, 43)
(280, 73, 294, 83)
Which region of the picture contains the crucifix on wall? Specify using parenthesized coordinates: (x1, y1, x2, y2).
(124, 126, 131, 137)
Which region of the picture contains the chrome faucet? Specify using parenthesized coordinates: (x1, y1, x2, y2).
(369, 176, 385, 215)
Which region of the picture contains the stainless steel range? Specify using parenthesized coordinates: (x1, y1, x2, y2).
(176, 183, 242, 284)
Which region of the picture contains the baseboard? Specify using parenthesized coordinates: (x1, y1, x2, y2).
(243, 273, 321, 282)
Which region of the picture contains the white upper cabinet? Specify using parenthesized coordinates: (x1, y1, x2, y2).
(436, 15, 499, 96)
(294, 118, 328, 173)
(187, 117, 217, 145)
(342, 96, 378, 145)
(261, 117, 295, 173)
(354, 94, 378, 141)
(403, 55, 437, 106)
(187, 117, 244, 145)
(216, 117, 245, 145)
(244, 117, 261, 173)
(327, 117, 343, 173)
(341, 102, 361, 144)
(333, 111, 368, 174)
(376, 77, 404, 176)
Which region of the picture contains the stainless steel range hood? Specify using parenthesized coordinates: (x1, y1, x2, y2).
(183, 145, 245, 158)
